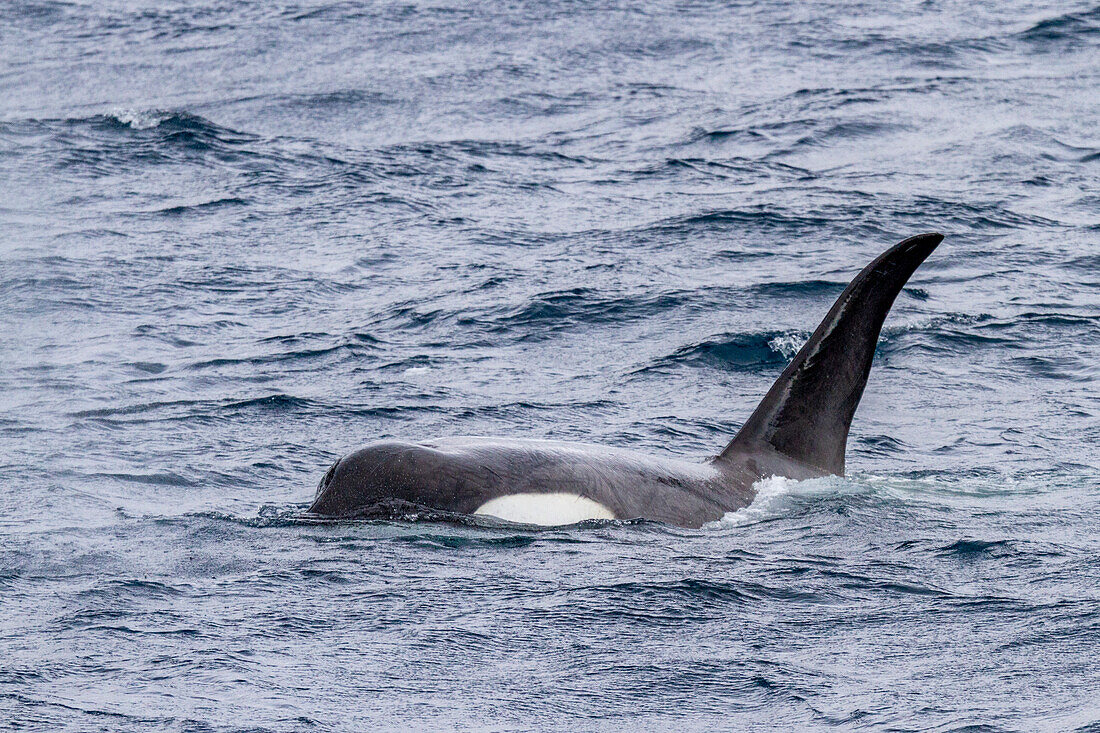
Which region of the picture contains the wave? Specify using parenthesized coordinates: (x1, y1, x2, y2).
(69, 393, 323, 423)
(746, 278, 843, 299)
(1018, 5, 1100, 45)
(485, 287, 697, 334)
(636, 330, 805, 374)
(623, 309, 1053, 376)
(0, 110, 269, 179)
(647, 207, 833, 235)
(106, 109, 182, 130)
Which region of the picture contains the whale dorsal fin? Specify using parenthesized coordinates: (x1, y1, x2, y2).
(718, 233, 943, 474)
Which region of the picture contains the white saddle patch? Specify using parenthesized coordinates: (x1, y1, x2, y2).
(474, 493, 616, 526)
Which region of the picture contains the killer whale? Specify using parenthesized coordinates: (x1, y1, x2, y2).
(309, 233, 943, 528)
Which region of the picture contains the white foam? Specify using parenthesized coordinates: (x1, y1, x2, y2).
(474, 493, 615, 526)
(705, 474, 873, 528)
(706, 475, 800, 527)
(109, 109, 171, 130)
(768, 331, 809, 360)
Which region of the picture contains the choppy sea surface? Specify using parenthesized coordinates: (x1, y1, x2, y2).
(2, 1, 1099, 730)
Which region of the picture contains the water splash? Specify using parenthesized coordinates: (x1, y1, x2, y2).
(706, 474, 874, 527)
(107, 108, 174, 130)
(705, 475, 801, 527)
(768, 331, 809, 359)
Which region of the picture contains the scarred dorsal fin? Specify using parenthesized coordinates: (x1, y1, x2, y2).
(718, 233, 943, 474)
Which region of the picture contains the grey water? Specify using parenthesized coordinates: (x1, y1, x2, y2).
(2, 1, 1099, 730)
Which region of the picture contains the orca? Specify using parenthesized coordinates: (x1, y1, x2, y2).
(308, 233, 943, 528)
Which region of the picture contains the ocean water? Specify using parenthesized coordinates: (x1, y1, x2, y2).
(2, 1, 1099, 730)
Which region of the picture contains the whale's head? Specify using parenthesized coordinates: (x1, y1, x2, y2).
(308, 441, 443, 517)
(314, 458, 340, 500)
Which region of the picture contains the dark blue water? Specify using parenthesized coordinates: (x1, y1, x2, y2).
(2, 1, 1099, 730)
